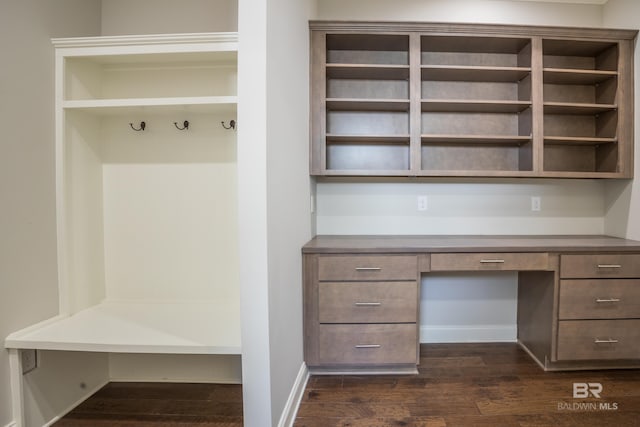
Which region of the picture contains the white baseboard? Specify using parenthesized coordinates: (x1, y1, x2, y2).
(420, 325, 517, 343)
(43, 379, 109, 427)
(277, 362, 310, 427)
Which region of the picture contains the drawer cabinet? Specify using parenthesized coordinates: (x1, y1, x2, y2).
(319, 281, 418, 323)
(431, 252, 548, 271)
(560, 254, 640, 278)
(305, 253, 419, 371)
(318, 255, 418, 281)
(319, 324, 418, 365)
(559, 279, 640, 320)
(557, 320, 640, 360)
(557, 254, 640, 362)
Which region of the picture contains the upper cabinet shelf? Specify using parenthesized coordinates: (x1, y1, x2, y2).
(310, 21, 636, 178)
(422, 65, 531, 82)
(543, 68, 617, 85)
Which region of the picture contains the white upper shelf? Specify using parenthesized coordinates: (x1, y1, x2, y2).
(63, 96, 237, 115)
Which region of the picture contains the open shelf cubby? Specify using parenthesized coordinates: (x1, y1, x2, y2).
(420, 35, 533, 174)
(543, 39, 620, 174)
(323, 33, 410, 173)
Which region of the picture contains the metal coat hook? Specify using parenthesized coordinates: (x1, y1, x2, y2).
(174, 120, 189, 130)
(221, 119, 236, 130)
(129, 121, 146, 131)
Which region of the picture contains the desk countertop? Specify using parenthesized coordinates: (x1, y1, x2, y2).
(302, 235, 640, 254)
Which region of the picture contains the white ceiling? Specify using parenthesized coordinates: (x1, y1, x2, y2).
(511, 0, 608, 4)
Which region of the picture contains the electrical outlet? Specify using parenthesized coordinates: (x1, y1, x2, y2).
(531, 196, 541, 212)
(417, 195, 429, 211)
(21, 349, 37, 374)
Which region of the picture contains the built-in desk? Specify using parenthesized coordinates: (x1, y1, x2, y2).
(302, 235, 640, 373)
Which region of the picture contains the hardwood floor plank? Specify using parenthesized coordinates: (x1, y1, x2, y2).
(296, 402, 412, 418)
(294, 416, 448, 427)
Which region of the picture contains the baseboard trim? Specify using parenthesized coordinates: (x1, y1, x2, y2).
(43, 379, 109, 427)
(420, 325, 517, 343)
(277, 362, 309, 427)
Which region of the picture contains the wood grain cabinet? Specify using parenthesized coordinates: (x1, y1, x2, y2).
(557, 254, 640, 361)
(304, 236, 640, 373)
(304, 254, 420, 373)
(310, 22, 637, 178)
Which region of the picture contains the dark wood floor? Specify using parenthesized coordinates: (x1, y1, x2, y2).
(54, 382, 243, 426)
(295, 343, 640, 427)
(56, 343, 640, 426)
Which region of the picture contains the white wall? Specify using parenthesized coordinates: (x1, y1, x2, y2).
(317, 180, 605, 235)
(603, 0, 640, 241)
(314, 0, 613, 342)
(0, 1, 101, 425)
(237, 0, 273, 423)
(266, 0, 314, 423)
(101, 0, 237, 34)
(315, 0, 602, 26)
(239, 0, 315, 423)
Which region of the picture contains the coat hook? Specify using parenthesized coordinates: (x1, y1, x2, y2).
(174, 120, 189, 130)
(129, 121, 146, 131)
(221, 119, 236, 130)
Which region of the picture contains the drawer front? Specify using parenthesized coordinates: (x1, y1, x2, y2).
(318, 324, 418, 365)
(318, 255, 418, 281)
(559, 279, 640, 320)
(561, 254, 640, 279)
(557, 320, 640, 361)
(319, 281, 418, 324)
(430, 252, 548, 271)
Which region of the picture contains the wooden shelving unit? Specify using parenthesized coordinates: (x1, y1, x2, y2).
(310, 22, 637, 178)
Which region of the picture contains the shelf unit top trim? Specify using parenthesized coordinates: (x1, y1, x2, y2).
(52, 32, 238, 49)
(309, 21, 638, 41)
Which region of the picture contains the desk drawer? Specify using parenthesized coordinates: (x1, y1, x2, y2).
(559, 279, 640, 320)
(430, 252, 548, 271)
(557, 320, 640, 360)
(561, 254, 640, 279)
(319, 281, 418, 323)
(318, 255, 418, 281)
(318, 324, 417, 365)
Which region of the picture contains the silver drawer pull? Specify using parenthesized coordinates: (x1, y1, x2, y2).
(355, 267, 382, 271)
(597, 264, 622, 269)
(354, 302, 382, 306)
(594, 338, 619, 344)
(480, 259, 505, 264)
(355, 344, 381, 349)
(596, 298, 621, 303)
